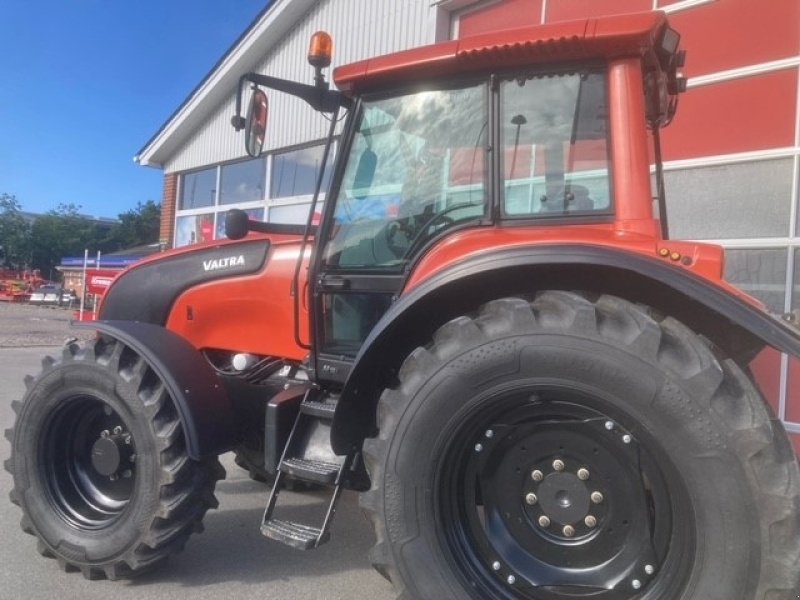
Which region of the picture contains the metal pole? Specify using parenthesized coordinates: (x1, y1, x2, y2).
(95, 250, 101, 316)
(79, 249, 88, 321)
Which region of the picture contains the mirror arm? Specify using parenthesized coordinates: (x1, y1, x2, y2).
(231, 72, 349, 130)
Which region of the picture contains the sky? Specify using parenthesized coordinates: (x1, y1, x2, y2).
(0, 0, 270, 219)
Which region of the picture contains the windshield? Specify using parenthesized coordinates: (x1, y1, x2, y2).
(323, 84, 488, 269)
(501, 71, 611, 217)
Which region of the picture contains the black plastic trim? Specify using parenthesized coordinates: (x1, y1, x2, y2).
(100, 239, 270, 325)
(74, 320, 238, 460)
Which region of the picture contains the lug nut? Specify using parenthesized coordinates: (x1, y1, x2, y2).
(475, 443, 483, 452)
(604, 420, 614, 430)
(113, 426, 123, 435)
(585, 515, 597, 528)
(591, 491, 604, 504)
(492, 561, 501, 571)
(538, 515, 551, 528)
(562, 525, 575, 537)
(632, 579, 642, 590)
(507, 575, 516, 585)
(622, 434, 632, 444)
(577, 468, 590, 480)
(552, 459, 565, 471)
(101, 430, 110, 438)
(531, 470, 544, 482)
(485, 429, 494, 438)
(525, 493, 538, 505)
(644, 564, 655, 575)
(122, 469, 133, 479)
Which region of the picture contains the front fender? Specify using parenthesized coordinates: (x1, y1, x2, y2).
(74, 320, 238, 459)
(331, 244, 800, 454)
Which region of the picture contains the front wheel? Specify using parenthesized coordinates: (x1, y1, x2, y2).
(5, 336, 224, 579)
(361, 292, 800, 599)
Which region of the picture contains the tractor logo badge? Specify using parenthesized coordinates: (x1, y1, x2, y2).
(203, 255, 245, 272)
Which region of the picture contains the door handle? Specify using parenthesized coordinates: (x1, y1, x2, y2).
(318, 277, 350, 291)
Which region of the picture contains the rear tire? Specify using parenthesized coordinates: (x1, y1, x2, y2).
(361, 292, 800, 599)
(5, 336, 224, 579)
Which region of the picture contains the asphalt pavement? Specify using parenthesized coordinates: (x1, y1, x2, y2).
(0, 322, 396, 599)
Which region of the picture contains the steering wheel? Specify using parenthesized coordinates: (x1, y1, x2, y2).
(384, 202, 479, 259)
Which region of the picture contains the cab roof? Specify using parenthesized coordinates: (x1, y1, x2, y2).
(334, 11, 668, 95)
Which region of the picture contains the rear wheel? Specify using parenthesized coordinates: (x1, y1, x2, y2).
(361, 292, 800, 599)
(5, 336, 224, 579)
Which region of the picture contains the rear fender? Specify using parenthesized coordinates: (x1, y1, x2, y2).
(74, 320, 238, 459)
(330, 244, 800, 454)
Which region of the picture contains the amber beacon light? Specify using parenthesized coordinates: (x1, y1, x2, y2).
(308, 31, 333, 68)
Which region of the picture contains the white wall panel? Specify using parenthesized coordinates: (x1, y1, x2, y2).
(165, 0, 439, 174)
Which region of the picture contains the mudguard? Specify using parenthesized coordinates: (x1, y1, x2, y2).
(74, 320, 238, 460)
(331, 244, 800, 454)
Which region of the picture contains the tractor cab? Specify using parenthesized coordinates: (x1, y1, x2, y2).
(315, 71, 611, 362)
(231, 12, 686, 383)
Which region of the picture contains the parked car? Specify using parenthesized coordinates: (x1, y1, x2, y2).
(29, 285, 74, 306)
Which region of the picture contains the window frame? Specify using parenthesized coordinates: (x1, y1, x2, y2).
(173, 140, 335, 247)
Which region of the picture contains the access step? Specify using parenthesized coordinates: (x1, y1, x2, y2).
(299, 398, 337, 419)
(260, 519, 329, 550)
(280, 457, 340, 485)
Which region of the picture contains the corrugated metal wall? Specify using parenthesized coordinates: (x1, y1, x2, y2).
(164, 0, 440, 174)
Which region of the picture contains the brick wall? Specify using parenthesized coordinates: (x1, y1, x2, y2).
(160, 173, 178, 249)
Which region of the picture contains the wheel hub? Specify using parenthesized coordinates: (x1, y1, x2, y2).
(90, 428, 133, 477)
(535, 471, 590, 526)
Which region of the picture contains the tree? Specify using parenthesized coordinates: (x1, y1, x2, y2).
(0, 193, 32, 270)
(30, 203, 99, 278)
(104, 200, 161, 251)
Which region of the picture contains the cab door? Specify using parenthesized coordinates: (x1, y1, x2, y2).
(312, 82, 490, 384)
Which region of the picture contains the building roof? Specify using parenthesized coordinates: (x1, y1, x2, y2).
(135, 0, 321, 168)
(60, 243, 161, 269)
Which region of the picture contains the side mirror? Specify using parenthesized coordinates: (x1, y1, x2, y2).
(225, 209, 250, 240)
(245, 88, 269, 157)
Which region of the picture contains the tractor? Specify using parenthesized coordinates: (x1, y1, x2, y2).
(6, 11, 800, 599)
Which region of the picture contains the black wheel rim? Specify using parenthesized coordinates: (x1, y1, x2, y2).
(42, 395, 137, 529)
(436, 386, 694, 599)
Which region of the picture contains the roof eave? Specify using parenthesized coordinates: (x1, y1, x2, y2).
(135, 0, 318, 169)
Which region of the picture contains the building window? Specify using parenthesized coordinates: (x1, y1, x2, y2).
(220, 157, 266, 205)
(175, 213, 215, 247)
(267, 144, 334, 225)
(665, 158, 794, 240)
(270, 145, 332, 200)
(724, 248, 788, 313)
(180, 167, 217, 210)
(174, 142, 334, 246)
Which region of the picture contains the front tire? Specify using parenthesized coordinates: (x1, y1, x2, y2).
(5, 336, 224, 579)
(361, 292, 800, 599)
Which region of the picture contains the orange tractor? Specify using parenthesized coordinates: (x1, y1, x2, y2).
(7, 11, 800, 599)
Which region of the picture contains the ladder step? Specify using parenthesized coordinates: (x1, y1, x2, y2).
(261, 519, 329, 550)
(300, 399, 337, 419)
(280, 457, 340, 484)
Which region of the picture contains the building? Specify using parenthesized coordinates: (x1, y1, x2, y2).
(136, 0, 800, 450)
(58, 243, 161, 301)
